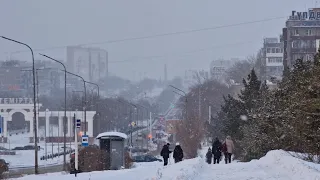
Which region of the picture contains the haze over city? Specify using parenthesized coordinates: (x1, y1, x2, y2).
(0, 0, 317, 80)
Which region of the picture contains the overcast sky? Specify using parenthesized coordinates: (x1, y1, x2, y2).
(0, 0, 317, 81)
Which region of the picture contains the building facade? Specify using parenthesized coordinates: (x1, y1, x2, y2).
(210, 58, 239, 80)
(260, 37, 284, 81)
(282, 8, 320, 69)
(66, 46, 108, 83)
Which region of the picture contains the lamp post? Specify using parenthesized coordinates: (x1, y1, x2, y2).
(1, 36, 39, 174)
(170, 85, 188, 120)
(39, 54, 68, 170)
(117, 99, 136, 146)
(63, 70, 87, 135)
(136, 104, 148, 126)
(136, 104, 149, 148)
(84, 81, 100, 135)
(172, 90, 188, 121)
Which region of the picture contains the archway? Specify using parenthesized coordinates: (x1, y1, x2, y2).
(9, 112, 27, 131)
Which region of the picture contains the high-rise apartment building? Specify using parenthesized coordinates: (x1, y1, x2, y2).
(282, 8, 320, 69)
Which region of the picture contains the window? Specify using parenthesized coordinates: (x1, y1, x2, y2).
(311, 40, 316, 48)
(268, 57, 283, 63)
(276, 48, 280, 53)
(267, 48, 271, 53)
(293, 54, 303, 61)
(271, 48, 276, 53)
(306, 29, 312, 36)
(293, 29, 299, 36)
(306, 54, 313, 61)
(292, 40, 300, 48)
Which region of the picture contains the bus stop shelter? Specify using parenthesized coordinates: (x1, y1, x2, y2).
(96, 132, 128, 170)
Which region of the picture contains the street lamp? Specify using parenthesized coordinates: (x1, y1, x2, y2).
(117, 99, 136, 146)
(39, 54, 68, 170)
(1, 36, 39, 174)
(84, 81, 100, 135)
(63, 70, 87, 135)
(136, 104, 148, 126)
(170, 85, 188, 120)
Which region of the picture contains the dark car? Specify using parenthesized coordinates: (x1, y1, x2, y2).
(132, 155, 162, 163)
(0, 159, 9, 173)
(13, 145, 41, 151)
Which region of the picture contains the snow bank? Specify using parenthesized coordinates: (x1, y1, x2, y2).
(258, 150, 320, 179)
(14, 150, 320, 180)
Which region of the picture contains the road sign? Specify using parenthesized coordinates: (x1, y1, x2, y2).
(76, 119, 81, 129)
(81, 135, 89, 147)
(131, 122, 136, 127)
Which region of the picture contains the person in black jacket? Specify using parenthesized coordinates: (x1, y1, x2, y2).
(173, 142, 184, 163)
(160, 143, 172, 166)
(212, 137, 222, 164)
(206, 148, 212, 164)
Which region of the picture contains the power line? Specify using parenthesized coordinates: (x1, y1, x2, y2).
(109, 40, 257, 64)
(8, 16, 286, 54)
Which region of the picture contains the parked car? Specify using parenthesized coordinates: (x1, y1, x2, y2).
(12, 145, 41, 151)
(0, 159, 9, 173)
(132, 155, 162, 163)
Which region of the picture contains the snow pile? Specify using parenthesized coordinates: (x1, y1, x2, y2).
(14, 150, 320, 180)
(258, 150, 320, 179)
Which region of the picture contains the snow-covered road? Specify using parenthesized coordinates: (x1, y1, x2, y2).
(13, 150, 320, 180)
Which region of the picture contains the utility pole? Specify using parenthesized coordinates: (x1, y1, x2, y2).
(198, 87, 201, 120)
(208, 106, 211, 124)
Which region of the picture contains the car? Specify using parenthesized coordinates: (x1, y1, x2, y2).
(132, 154, 162, 163)
(0, 159, 9, 173)
(13, 145, 41, 151)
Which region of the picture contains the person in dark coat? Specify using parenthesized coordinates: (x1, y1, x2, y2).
(173, 142, 184, 163)
(212, 137, 222, 164)
(206, 148, 212, 164)
(160, 143, 172, 166)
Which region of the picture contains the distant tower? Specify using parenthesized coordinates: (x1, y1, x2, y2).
(164, 64, 168, 83)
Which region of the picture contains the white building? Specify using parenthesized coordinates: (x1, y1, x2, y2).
(66, 46, 108, 83)
(261, 37, 284, 81)
(210, 58, 240, 80)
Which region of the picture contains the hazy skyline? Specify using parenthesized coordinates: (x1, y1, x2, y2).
(0, 0, 317, 81)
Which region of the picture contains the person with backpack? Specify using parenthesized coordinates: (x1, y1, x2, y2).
(173, 142, 184, 163)
(160, 143, 172, 166)
(222, 135, 235, 164)
(205, 147, 213, 164)
(212, 137, 222, 164)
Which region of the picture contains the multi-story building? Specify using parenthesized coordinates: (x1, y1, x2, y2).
(282, 8, 320, 69)
(183, 69, 209, 88)
(210, 58, 239, 81)
(66, 46, 108, 83)
(260, 37, 284, 81)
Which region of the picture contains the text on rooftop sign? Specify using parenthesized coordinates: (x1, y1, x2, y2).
(291, 10, 320, 20)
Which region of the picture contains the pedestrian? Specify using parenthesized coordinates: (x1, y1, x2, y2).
(222, 135, 235, 164)
(205, 147, 212, 164)
(212, 137, 222, 164)
(160, 143, 172, 166)
(173, 142, 184, 163)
